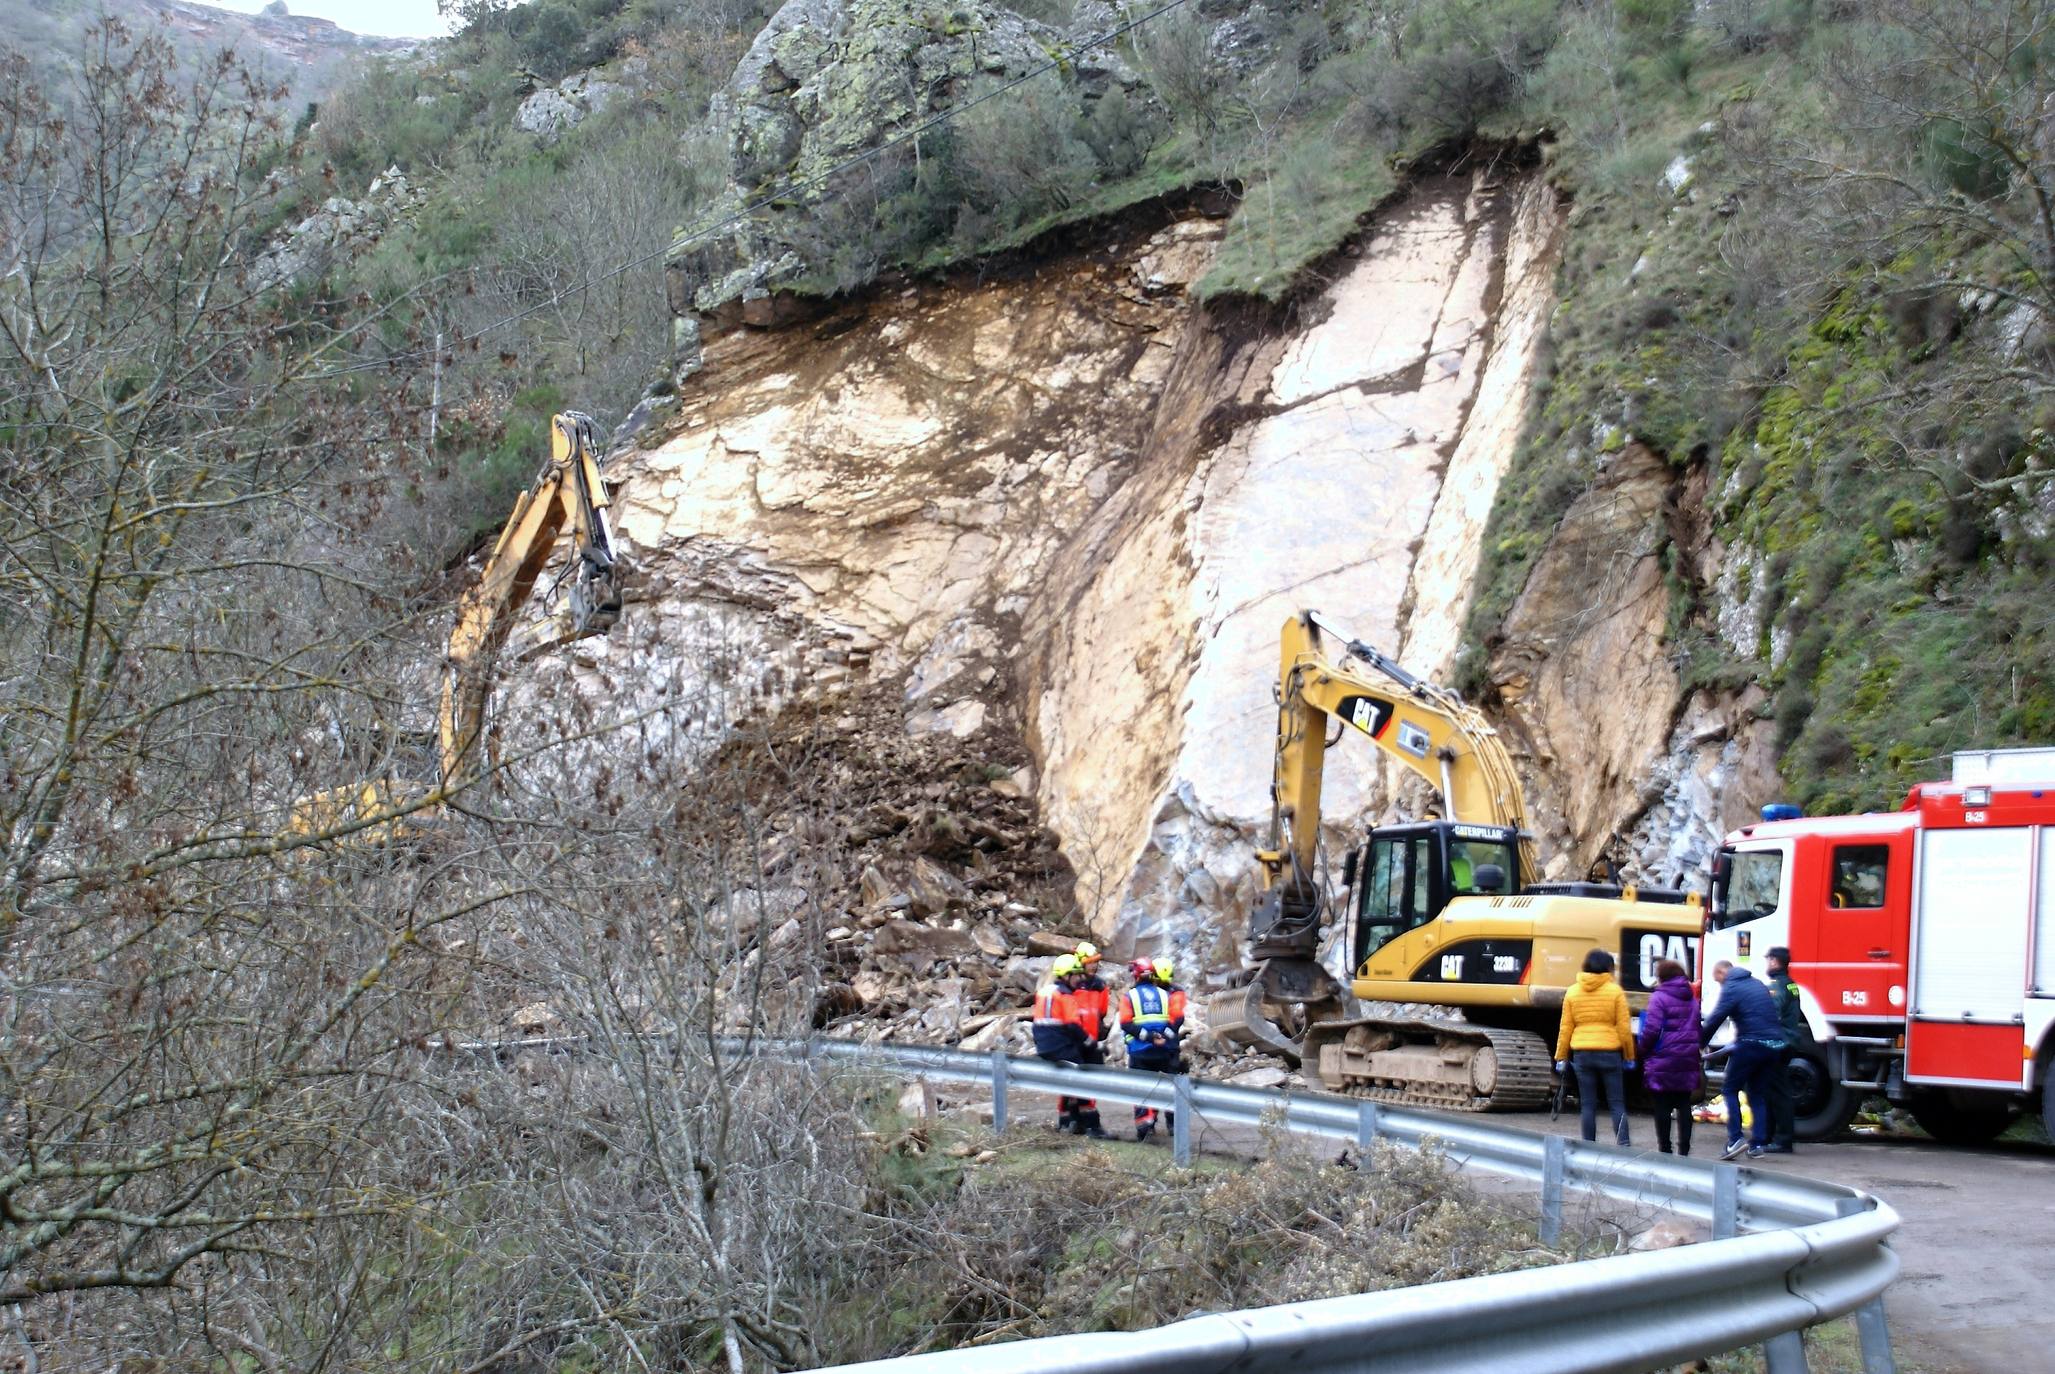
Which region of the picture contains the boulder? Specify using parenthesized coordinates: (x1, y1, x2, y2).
(872, 919, 978, 961)
(850, 969, 895, 1004)
(1025, 930, 1076, 956)
(971, 923, 1009, 958)
(515, 85, 582, 138)
(905, 856, 968, 917)
(515, 65, 638, 140)
(907, 698, 986, 739)
(960, 1009, 1024, 1052)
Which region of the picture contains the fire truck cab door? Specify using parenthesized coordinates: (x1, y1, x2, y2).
(1794, 831, 1910, 1026)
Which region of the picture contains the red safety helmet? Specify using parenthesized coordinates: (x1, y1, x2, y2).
(1128, 958, 1156, 983)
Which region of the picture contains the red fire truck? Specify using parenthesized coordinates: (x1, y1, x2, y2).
(1703, 748, 2055, 1143)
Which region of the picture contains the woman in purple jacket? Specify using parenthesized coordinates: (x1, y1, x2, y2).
(1637, 960, 1703, 1155)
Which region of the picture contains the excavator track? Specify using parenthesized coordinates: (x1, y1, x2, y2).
(1301, 1016, 1555, 1111)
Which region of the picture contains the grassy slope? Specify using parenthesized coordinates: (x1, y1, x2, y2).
(1455, 22, 2055, 812)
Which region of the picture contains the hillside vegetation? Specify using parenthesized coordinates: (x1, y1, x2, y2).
(270, 0, 2055, 811)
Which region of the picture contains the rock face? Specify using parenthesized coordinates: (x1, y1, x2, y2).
(130, 0, 416, 84)
(1028, 174, 1570, 960)
(514, 67, 635, 139)
(678, 0, 1149, 314)
(542, 170, 1589, 969)
(514, 157, 1779, 984)
(249, 165, 426, 291)
(1487, 443, 1778, 887)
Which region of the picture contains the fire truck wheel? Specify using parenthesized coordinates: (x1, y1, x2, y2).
(1907, 1090, 2015, 1147)
(1789, 1050, 1859, 1140)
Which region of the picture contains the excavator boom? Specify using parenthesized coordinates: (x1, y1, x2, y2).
(291, 411, 624, 841)
(1259, 611, 1534, 935)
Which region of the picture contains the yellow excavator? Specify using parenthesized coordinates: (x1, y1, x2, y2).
(293, 411, 624, 838)
(1204, 611, 1703, 1110)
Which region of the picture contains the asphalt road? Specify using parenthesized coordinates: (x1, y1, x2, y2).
(1488, 1107, 2055, 1374)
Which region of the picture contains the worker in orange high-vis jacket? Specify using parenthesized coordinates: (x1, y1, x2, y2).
(1070, 941, 1115, 1134)
(1120, 958, 1188, 1142)
(1032, 955, 1109, 1137)
(1072, 941, 1111, 1028)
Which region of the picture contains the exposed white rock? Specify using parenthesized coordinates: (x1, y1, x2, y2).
(1032, 174, 1570, 951)
(908, 698, 986, 739)
(515, 85, 582, 137)
(515, 66, 633, 139)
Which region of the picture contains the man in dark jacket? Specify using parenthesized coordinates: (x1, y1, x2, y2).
(1700, 961, 1785, 1159)
(1762, 947, 1809, 1154)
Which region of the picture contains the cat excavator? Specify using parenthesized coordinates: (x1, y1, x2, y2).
(293, 411, 624, 839)
(1203, 611, 1702, 1110)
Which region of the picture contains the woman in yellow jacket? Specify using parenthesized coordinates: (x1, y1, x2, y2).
(1554, 949, 1635, 1146)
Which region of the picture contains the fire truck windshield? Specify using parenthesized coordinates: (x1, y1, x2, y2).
(1713, 848, 1784, 930)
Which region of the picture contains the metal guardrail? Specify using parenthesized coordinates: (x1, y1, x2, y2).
(742, 1037, 1899, 1374)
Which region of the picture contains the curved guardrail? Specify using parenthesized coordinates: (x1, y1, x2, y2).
(744, 1037, 1898, 1374)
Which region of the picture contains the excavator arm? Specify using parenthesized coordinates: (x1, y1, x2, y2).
(289, 411, 625, 842)
(1257, 610, 1534, 936)
(436, 410, 623, 787)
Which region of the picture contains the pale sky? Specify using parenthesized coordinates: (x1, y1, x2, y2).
(211, 0, 457, 39)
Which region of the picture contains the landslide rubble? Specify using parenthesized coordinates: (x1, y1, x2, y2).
(677, 682, 1089, 1046)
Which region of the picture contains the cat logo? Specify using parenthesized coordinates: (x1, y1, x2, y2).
(1337, 694, 1394, 739)
(1625, 931, 1701, 991)
(1440, 954, 1464, 980)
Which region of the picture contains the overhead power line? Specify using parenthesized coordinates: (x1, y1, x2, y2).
(297, 0, 1195, 384)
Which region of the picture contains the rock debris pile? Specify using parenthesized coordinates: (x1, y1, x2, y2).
(685, 684, 1091, 1048)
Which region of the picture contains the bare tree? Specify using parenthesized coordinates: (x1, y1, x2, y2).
(0, 20, 501, 1341)
(1749, 0, 2055, 492)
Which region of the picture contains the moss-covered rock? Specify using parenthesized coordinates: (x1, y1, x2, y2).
(679, 0, 1154, 314)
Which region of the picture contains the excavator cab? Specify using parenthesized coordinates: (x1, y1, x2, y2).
(1348, 821, 1521, 968)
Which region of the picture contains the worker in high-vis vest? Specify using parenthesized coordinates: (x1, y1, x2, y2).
(1033, 955, 1109, 1137)
(1072, 940, 1111, 1029)
(1120, 957, 1188, 1142)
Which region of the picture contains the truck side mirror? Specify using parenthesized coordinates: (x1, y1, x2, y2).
(1472, 863, 1506, 893)
(1708, 851, 1732, 915)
